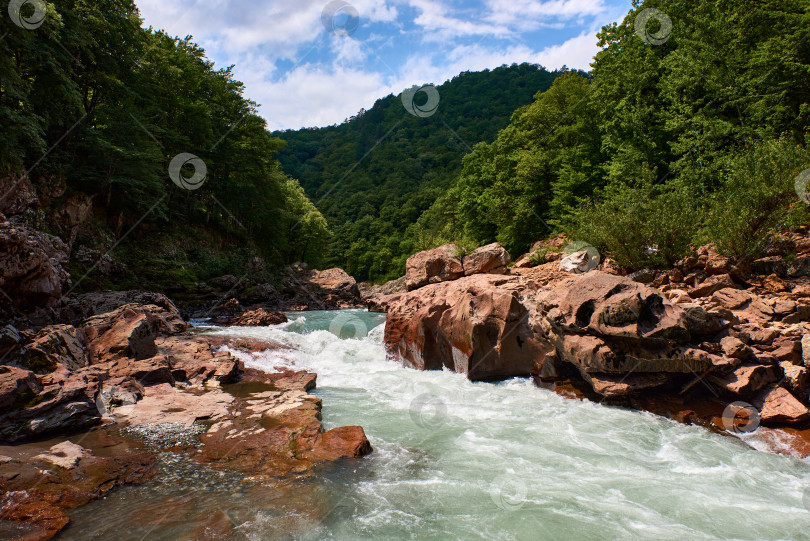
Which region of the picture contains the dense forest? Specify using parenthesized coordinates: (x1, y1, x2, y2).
(273, 64, 565, 281)
(0, 0, 329, 291)
(443, 0, 810, 269)
(278, 0, 810, 280)
(2, 0, 808, 292)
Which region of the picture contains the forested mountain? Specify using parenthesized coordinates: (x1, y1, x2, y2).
(440, 0, 810, 268)
(3, 0, 807, 293)
(272, 64, 565, 281)
(1, 0, 329, 291)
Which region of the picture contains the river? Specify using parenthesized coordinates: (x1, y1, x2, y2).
(64, 309, 810, 540)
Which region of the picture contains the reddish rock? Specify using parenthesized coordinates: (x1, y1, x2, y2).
(708, 364, 779, 397)
(703, 245, 732, 275)
(0, 220, 69, 309)
(226, 308, 288, 327)
(541, 272, 689, 342)
(462, 243, 511, 276)
(760, 274, 789, 293)
(780, 362, 809, 397)
(405, 243, 464, 291)
(710, 288, 754, 310)
(0, 366, 41, 410)
(753, 386, 810, 425)
(689, 274, 736, 298)
(301, 426, 373, 462)
(386, 274, 550, 380)
(21, 324, 88, 373)
(0, 441, 156, 540)
(720, 336, 752, 359)
(579, 371, 671, 398)
(308, 268, 361, 300)
(33, 440, 92, 469)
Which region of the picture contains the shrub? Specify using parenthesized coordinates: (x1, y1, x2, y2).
(704, 138, 810, 259)
(565, 180, 703, 269)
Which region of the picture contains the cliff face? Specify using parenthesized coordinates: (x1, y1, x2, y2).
(379, 240, 810, 436)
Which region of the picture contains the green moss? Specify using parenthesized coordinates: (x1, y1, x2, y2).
(11, 389, 56, 412)
(22, 350, 57, 374)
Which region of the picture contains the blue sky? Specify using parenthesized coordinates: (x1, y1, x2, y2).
(136, 0, 634, 130)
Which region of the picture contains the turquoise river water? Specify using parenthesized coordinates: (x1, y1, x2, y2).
(62, 309, 810, 540)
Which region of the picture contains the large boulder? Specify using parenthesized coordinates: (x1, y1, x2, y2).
(386, 274, 553, 381)
(405, 244, 464, 291)
(21, 324, 89, 373)
(462, 243, 511, 276)
(540, 272, 690, 342)
(279, 266, 362, 310)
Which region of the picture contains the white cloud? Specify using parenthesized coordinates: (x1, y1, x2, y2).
(134, 0, 630, 129)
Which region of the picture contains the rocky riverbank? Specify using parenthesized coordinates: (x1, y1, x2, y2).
(0, 292, 370, 540)
(372, 237, 810, 456)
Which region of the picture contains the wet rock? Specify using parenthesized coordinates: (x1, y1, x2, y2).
(300, 426, 373, 462)
(0, 440, 156, 540)
(405, 243, 464, 291)
(462, 242, 511, 276)
(803, 335, 810, 367)
(579, 371, 671, 398)
(33, 440, 92, 469)
(385, 274, 550, 381)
